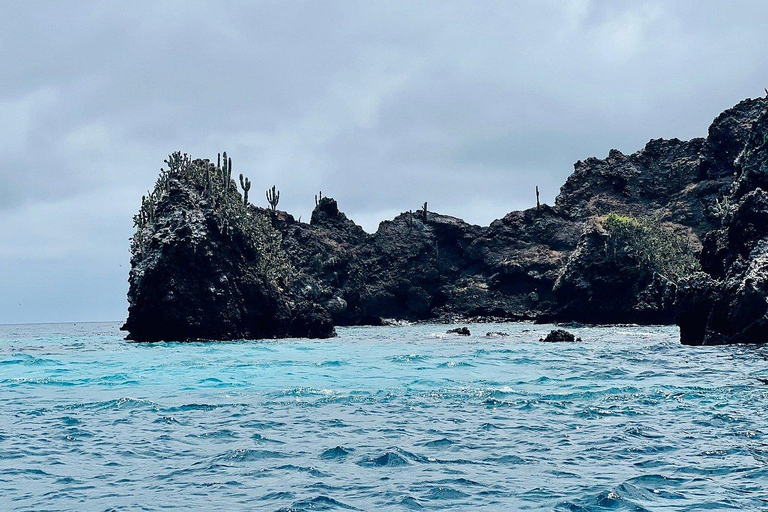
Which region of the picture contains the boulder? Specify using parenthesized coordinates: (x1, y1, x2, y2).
(540, 329, 580, 342)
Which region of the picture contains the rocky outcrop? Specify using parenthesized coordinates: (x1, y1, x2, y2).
(540, 329, 580, 342)
(550, 97, 766, 325)
(275, 201, 580, 325)
(123, 96, 767, 343)
(550, 221, 671, 324)
(675, 100, 768, 344)
(122, 154, 335, 341)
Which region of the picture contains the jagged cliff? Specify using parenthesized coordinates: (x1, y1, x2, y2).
(122, 96, 768, 343)
(270, 97, 766, 327)
(675, 100, 768, 345)
(122, 153, 335, 341)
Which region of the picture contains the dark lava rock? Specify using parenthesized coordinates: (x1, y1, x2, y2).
(272, 97, 765, 329)
(539, 329, 580, 342)
(548, 218, 681, 324)
(123, 97, 768, 343)
(549, 97, 767, 327)
(121, 153, 335, 341)
(675, 99, 768, 344)
(485, 331, 509, 337)
(447, 327, 471, 336)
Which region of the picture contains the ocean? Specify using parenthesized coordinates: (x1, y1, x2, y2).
(0, 321, 766, 511)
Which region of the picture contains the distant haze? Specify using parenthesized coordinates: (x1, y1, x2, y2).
(1, 0, 766, 323)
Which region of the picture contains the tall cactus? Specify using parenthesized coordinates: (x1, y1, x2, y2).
(266, 185, 280, 212)
(536, 186, 541, 212)
(221, 151, 230, 189)
(239, 173, 251, 205)
(164, 151, 190, 176)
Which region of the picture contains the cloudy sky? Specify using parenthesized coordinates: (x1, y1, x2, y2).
(1, 1, 766, 324)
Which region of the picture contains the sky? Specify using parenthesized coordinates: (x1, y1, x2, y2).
(1, 0, 766, 324)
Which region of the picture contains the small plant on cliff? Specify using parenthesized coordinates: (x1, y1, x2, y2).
(710, 196, 733, 226)
(602, 212, 699, 283)
(239, 173, 251, 205)
(266, 185, 280, 212)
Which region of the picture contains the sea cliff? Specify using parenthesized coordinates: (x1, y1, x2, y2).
(123, 97, 768, 344)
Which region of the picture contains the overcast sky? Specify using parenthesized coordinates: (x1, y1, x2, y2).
(1, 1, 766, 324)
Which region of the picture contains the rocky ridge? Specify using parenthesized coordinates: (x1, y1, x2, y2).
(675, 99, 768, 344)
(122, 96, 768, 344)
(272, 97, 766, 328)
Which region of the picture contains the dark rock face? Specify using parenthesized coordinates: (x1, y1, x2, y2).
(550, 222, 670, 324)
(122, 155, 335, 341)
(550, 97, 766, 325)
(675, 100, 768, 344)
(123, 97, 767, 343)
(277, 202, 578, 325)
(540, 329, 580, 342)
(556, 98, 767, 232)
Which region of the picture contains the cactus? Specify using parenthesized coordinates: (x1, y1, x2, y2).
(164, 151, 191, 176)
(266, 185, 280, 212)
(536, 186, 541, 212)
(239, 173, 251, 205)
(221, 151, 229, 189)
(315, 191, 323, 206)
(421, 202, 428, 222)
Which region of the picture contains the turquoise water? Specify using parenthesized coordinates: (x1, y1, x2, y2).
(0, 322, 766, 511)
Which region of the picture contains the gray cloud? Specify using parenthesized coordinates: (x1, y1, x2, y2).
(1, 0, 767, 322)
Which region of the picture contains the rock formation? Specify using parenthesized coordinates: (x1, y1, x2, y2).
(675, 100, 768, 344)
(272, 96, 765, 328)
(540, 329, 580, 342)
(123, 96, 768, 344)
(550, 97, 766, 325)
(122, 153, 335, 341)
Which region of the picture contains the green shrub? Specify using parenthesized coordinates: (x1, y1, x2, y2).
(602, 212, 699, 283)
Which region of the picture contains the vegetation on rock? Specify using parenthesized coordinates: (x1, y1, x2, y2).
(123, 151, 333, 341)
(123, 96, 768, 344)
(602, 212, 700, 284)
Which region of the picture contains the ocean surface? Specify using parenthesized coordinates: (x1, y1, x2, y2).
(0, 322, 766, 511)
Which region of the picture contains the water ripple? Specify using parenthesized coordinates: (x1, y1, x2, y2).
(0, 321, 765, 511)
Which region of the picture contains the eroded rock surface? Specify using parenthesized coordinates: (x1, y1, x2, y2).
(122, 155, 335, 341)
(675, 101, 768, 344)
(123, 97, 768, 343)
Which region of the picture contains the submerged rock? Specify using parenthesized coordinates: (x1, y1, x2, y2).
(485, 331, 509, 338)
(447, 327, 471, 336)
(540, 329, 581, 342)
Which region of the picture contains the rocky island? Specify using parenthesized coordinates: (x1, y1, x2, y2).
(123, 96, 768, 345)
